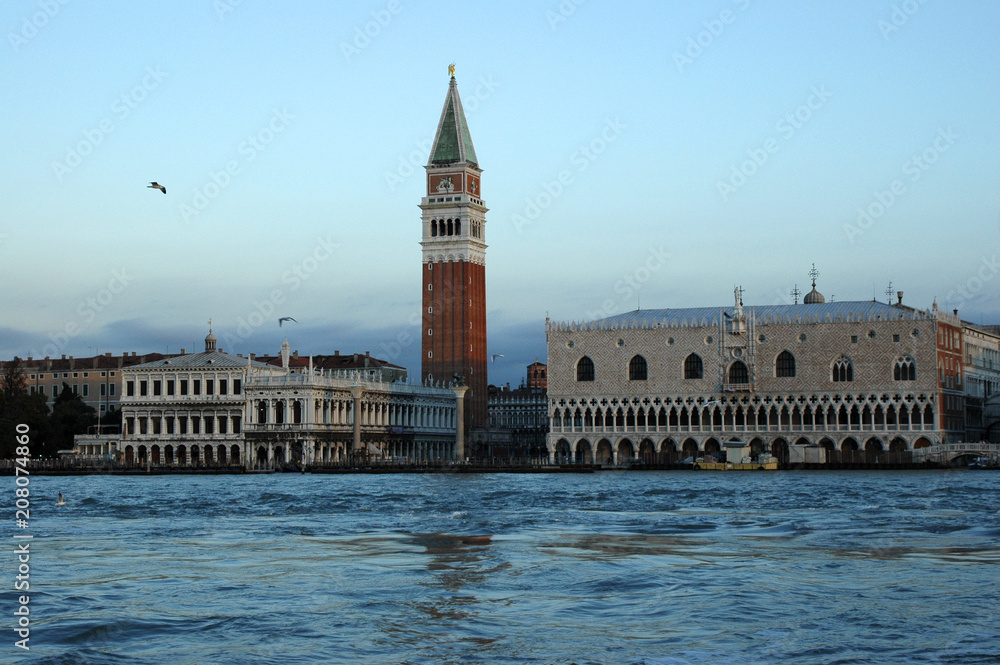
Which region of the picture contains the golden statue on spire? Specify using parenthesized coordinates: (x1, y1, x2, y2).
(448, 63, 456, 78)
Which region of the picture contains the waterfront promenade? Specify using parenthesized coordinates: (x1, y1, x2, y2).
(4, 442, 998, 474)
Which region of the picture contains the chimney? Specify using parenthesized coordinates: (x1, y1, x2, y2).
(131, 352, 136, 357)
(334, 350, 340, 356)
(293, 350, 298, 359)
(62, 354, 66, 360)
(180, 348, 186, 355)
(953, 309, 958, 316)
(105, 352, 112, 357)
(250, 353, 256, 361)
(896, 291, 903, 305)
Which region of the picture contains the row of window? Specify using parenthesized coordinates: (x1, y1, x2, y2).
(126, 378, 243, 397)
(430, 218, 461, 237)
(29, 383, 118, 398)
(429, 217, 484, 239)
(577, 353, 919, 383)
(127, 414, 242, 436)
(30, 371, 117, 379)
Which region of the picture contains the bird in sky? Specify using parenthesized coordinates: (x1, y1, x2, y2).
(148, 181, 166, 194)
(278, 317, 297, 327)
(491, 354, 504, 362)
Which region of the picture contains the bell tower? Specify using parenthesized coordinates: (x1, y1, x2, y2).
(420, 66, 488, 436)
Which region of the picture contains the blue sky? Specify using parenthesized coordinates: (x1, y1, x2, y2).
(2, 0, 998, 389)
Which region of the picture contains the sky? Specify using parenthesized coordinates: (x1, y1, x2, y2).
(2, 0, 998, 389)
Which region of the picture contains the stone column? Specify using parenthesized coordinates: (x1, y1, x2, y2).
(351, 386, 365, 455)
(452, 386, 469, 461)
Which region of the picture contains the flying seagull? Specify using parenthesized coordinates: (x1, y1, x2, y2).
(491, 354, 504, 363)
(148, 181, 166, 194)
(278, 317, 297, 327)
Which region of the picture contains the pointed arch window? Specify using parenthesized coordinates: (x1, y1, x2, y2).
(628, 355, 647, 381)
(684, 353, 703, 380)
(776, 350, 796, 378)
(576, 356, 595, 382)
(894, 356, 916, 381)
(728, 360, 749, 384)
(833, 356, 854, 382)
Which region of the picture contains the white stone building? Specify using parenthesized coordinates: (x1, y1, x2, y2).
(243, 344, 462, 466)
(118, 330, 283, 466)
(115, 331, 464, 468)
(546, 287, 955, 465)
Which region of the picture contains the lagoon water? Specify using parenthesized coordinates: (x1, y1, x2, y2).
(10, 471, 1000, 664)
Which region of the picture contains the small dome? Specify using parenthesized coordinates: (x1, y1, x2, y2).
(803, 287, 825, 304)
(205, 330, 218, 352)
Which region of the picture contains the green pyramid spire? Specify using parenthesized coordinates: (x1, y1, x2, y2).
(429, 75, 479, 167)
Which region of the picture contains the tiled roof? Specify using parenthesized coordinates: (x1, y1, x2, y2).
(580, 301, 929, 329)
(11, 353, 176, 372)
(253, 352, 403, 371)
(126, 351, 274, 370)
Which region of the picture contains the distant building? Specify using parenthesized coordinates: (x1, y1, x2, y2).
(486, 362, 549, 459)
(527, 361, 547, 390)
(962, 321, 1000, 442)
(106, 331, 462, 467)
(252, 346, 407, 383)
(11, 351, 183, 418)
(545, 283, 975, 465)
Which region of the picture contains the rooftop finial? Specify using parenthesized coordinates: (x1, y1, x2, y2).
(803, 264, 825, 304)
(791, 284, 801, 305)
(448, 62, 456, 78)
